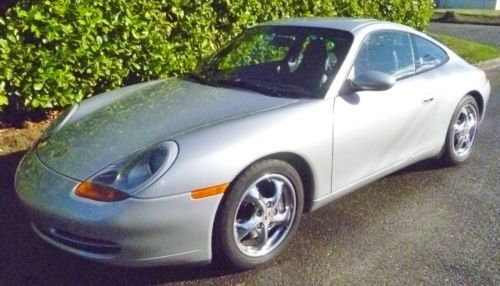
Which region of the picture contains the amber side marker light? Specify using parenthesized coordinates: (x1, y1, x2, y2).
(75, 181, 129, 202)
(191, 183, 229, 200)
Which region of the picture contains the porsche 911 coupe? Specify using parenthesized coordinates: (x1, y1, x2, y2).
(15, 18, 491, 269)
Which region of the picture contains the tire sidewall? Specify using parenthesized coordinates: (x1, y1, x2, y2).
(214, 159, 304, 269)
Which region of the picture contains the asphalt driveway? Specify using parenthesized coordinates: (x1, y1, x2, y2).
(1, 69, 499, 285)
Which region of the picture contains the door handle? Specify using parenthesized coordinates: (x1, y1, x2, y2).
(423, 96, 435, 104)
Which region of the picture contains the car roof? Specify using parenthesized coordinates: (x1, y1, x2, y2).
(259, 17, 408, 33)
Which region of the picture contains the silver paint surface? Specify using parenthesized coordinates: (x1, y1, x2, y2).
(36, 78, 296, 180)
(16, 151, 221, 266)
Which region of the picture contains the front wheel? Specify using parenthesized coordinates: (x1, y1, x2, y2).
(214, 159, 304, 270)
(442, 95, 479, 165)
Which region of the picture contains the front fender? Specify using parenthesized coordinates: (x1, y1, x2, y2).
(135, 98, 334, 201)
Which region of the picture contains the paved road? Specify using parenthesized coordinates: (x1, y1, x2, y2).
(429, 22, 500, 49)
(1, 70, 499, 285)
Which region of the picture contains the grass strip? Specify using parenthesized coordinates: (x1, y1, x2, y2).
(429, 33, 500, 63)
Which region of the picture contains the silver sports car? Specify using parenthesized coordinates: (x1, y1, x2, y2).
(16, 18, 490, 269)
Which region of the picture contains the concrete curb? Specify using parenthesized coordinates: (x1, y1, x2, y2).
(475, 57, 500, 71)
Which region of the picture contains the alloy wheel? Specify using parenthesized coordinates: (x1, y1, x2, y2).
(452, 104, 478, 157)
(233, 174, 297, 257)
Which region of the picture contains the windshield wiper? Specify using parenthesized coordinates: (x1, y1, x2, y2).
(214, 78, 285, 98)
(270, 83, 313, 98)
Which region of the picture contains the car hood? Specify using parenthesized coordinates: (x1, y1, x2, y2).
(36, 78, 296, 180)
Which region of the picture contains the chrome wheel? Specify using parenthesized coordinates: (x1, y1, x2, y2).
(233, 174, 296, 257)
(452, 104, 478, 157)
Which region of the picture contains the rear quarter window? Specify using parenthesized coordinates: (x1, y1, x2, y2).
(413, 35, 449, 73)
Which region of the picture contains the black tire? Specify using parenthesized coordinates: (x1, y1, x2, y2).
(213, 159, 304, 270)
(442, 95, 479, 165)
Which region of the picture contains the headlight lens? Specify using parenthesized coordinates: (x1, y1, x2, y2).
(75, 141, 179, 201)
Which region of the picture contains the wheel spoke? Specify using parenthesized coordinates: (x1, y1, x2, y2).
(464, 110, 471, 126)
(457, 136, 466, 150)
(248, 186, 266, 209)
(453, 122, 465, 135)
(236, 216, 261, 241)
(463, 134, 471, 147)
(271, 180, 285, 208)
(466, 118, 476, 133)
(257, 224, 269, 249)
(271, 206, 290, 225)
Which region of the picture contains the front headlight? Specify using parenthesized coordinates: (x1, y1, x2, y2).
(75, 141, 179, 202)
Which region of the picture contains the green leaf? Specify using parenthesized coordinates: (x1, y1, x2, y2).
(0, 39, 8, 49)
(4, 68, 13, 80)
(34, 11, 44, 21)
(6, 34, 17, 43)
(0, 95, 8, 106)
(33, 83, 44, 91)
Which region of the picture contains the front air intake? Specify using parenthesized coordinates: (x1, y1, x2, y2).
(34, 224, 120, 255)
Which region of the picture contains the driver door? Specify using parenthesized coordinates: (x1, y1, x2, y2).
(331, 31, 435, 192)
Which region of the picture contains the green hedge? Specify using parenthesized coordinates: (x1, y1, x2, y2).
(0, 0, 434, 112)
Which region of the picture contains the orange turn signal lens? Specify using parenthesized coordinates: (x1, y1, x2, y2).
(75, 181, 129, 202)
(190, 183, 229, 200)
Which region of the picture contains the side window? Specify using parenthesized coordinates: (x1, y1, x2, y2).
(353, 31, 416, 79)
(413, 35, 448, 72)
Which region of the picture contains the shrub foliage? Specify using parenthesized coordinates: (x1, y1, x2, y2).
(0, 0, 434, 112)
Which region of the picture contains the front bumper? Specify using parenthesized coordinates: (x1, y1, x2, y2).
(480, 79, 491, 122)
(15, 151, 223, 267)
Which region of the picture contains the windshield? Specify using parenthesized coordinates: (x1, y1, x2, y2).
(188, 25, 354, 99)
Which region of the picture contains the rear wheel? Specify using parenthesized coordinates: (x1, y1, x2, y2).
(442, 95, 479, 165)
(214, 159, 304, 269)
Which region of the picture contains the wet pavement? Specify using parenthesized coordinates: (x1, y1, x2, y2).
(1, 69, 499, 285)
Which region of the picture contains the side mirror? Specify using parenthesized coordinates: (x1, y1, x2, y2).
(350, 71, 396, 92)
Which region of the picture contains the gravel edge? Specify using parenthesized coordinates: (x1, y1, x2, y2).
(476, 57, 500, 71)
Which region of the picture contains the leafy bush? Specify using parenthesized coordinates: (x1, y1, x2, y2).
(0, 0, 434, 112)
